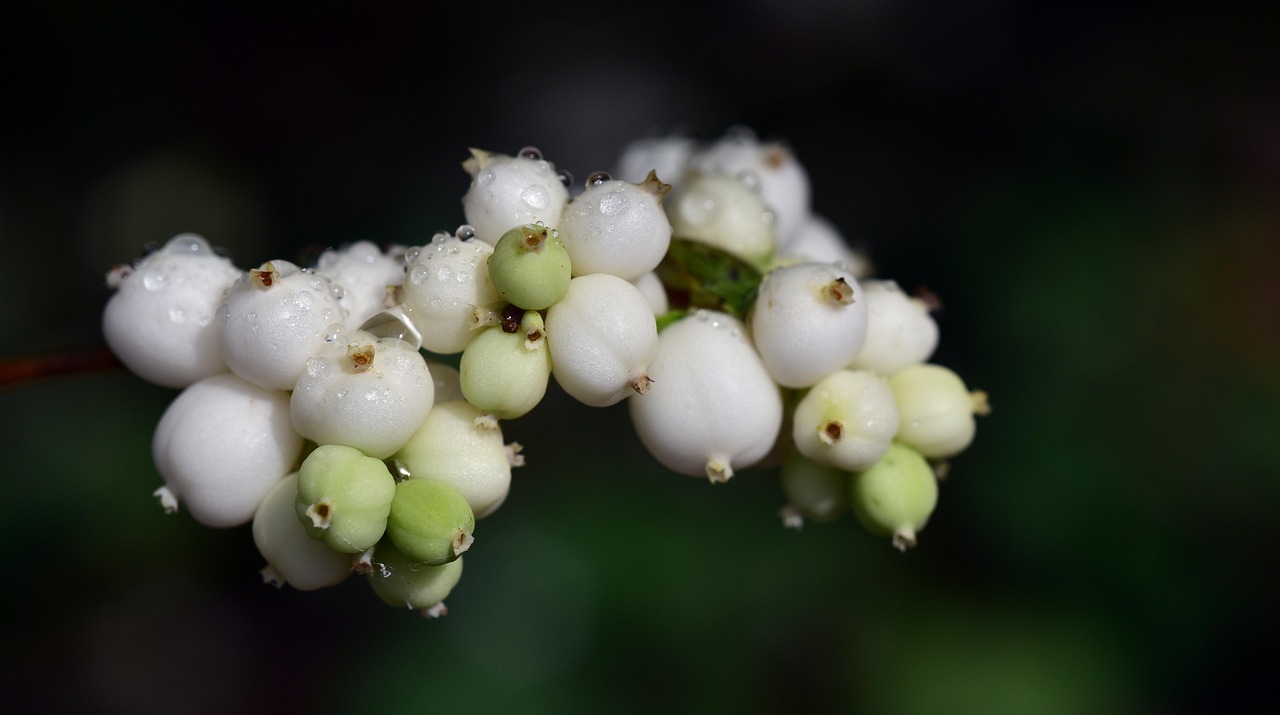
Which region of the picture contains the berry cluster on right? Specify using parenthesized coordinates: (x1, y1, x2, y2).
(613, 128, 991, 551)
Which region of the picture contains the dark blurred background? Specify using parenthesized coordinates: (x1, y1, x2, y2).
(2, 2, 1277, 714)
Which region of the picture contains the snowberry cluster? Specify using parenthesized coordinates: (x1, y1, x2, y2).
(101, 127, 988, 617)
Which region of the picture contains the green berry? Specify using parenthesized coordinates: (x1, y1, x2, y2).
(459, 311, 552, 419)
(486, 224, 572, 310)
(295, 444, 397, 554)
(385, 478, 476, 566)
(849, 442, 939, 551)
(368, 538, 465, 615)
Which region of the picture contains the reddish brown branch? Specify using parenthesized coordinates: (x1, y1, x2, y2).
(0, 344, 125, 390)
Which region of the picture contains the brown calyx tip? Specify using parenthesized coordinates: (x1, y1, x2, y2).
(826, 277, 855, 305)
(819, 420, 843, 446)
(915, 285, 943, 313)
(453, 528, 474, 557)
(643, 169, 673, 199)
(520, 225, 549, 252)
(306, 501, 333, 529)
(251, 262, 281, 290)
(630, 375, 654, 395)
(763, 143, 790, 169)
(346, 343, 376, 372)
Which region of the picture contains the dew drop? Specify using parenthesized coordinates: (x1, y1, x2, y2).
(405, 247, 422, 264)
(587, 171, 611, 187)
(142, 272, 167, 291)
(736, 170, 763, 194)
(410, 265, 430, 285)
(518, 146, 543, 161)
(306, 357, 330, 379)
(557, 169, 574, 187)
(521, 185, 549, 210)
(455, 224, 477, 241)
(479, 169, 496, 186)
(330, 283, 345, 300)
(599, 190, 628, 217)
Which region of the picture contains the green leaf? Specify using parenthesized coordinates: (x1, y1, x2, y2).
(654, 238, 763, 319)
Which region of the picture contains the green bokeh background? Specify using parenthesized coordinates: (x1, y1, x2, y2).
(3, 3, 1276, 714)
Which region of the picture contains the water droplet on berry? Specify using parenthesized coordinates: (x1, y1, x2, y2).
(306, 357, 330, 378)
(519, 146, 543, 161)
(142, 272, 167, 291)
(455, 224, 477, 241)
(599, 190, 628, 217)
(736, 170, 763, 193)
(521, 185, 549, 210)
(587, 171, 612, 187)
(557, 169, 574, 187)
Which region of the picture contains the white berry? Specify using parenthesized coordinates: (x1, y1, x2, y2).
(102, 233, 242, 388)
(749, 262, 869, 388)
(546, 273, 658, 407)
(461, 147, 569, 244)
(216, 260, 347, 390)
(628, 310, 782, 482)
(557, 171, 673, 280)
(152, 373, 303, 528)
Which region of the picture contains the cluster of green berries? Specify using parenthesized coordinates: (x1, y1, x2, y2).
(101, 127, 989, 617)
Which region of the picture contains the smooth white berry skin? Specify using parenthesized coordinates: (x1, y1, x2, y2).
(630, 271, 669, 316)
(849, 280, 939, 376)
(628, 310, 783, 482)
(546, 274, 658, 407)
(152, 373, 303, 528)
(889, 364, 981, 459)
(290, 333, 435, 459)
(792, 368, 899, 472)
(253, 472, 353, 591)
(557, 174, 672, 280)
(686, 129, 811, 248)
(314, 240, 406, 330)
(776, 214, 873, 279)
(399, 233, 501, 355)
(102, 233, 242, 388)
(393, 400, 513, 519)
(216, 260, 347, 391)
(614, 133, 696, 187)
(750, 262, 869, 389)
(462, 148, 569, 244)
(666, 172, 777, 268)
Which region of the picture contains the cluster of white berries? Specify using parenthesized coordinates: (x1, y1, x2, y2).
(101, 126, 988, 617)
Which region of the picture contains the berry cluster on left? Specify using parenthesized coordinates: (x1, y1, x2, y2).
(103, 233, 511, 616)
